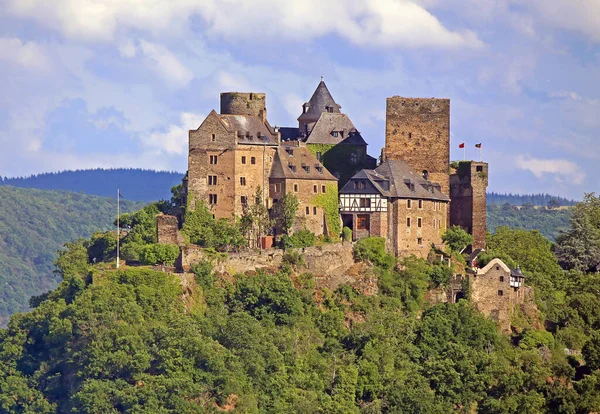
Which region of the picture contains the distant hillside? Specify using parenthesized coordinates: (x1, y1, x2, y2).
(0, 168, 184, 202)
(0, 186, 144, 325)
(487, 204, 571, 241)
(487, 192, 577, 207)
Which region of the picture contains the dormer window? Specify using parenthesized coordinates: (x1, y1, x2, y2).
(316, 165, 323, 174)
(332, 131, 339, 137)
(303, 165, 310, 173)
(422, 170, 428, 180)
(288, 163, 297, 173)
(286, 148, 294, 157)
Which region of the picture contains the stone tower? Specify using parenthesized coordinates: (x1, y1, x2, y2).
(449, 161, 488, 250)
(383, 97, 450, 195)
(220, 92, 267, 121)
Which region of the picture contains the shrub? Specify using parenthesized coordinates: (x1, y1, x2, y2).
(282, 250, 305, 268)
(279, 230, 316, 249)
(139, 244, 180, 266)
(342, 226, 353, 242)
(442, 225, 473, 253)
(428, 264, 453, 288)
(354, 237, 395, 269)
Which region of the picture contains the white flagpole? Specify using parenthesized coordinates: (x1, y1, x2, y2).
(117, 188, 120, 269)
(463, 145, 466, 161)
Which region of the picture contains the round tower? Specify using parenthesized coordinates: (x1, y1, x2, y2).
(220, 92, 267, 121)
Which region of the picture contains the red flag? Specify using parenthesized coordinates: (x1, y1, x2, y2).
(458, 143, 465, 148)
(475, 143, 482, 148)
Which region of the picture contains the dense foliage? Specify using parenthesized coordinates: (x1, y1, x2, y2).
(0, 169, 183, 202)
(2, 228, 600, 413)
(487, 203, 571, 241)
(0, 186, 143, 325)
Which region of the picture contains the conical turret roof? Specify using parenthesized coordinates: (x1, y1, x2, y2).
(298, 80, 341, 122)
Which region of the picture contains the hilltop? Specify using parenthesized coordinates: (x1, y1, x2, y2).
(0, 169, 183, 202)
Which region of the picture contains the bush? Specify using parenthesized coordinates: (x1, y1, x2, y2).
(139, 244, 180, 266)
(354, 237, 395, 269)
(428, 264, 453, 288)
(279, 230, 316, 249)
(342, 226, 353, 242)
(282, 250, 305, 268)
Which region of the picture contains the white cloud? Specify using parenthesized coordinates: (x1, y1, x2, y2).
(5, 0, 482, 49)
(516, 155, 585, 185)
(0, 37, 52, 71)
(525, 0, 600, 43)
(138, 40, 194, 88)
(146, 112, 205, 156)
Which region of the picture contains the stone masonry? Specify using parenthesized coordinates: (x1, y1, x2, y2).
(450, 161, 488, 250)
(384, 97, 450, 196)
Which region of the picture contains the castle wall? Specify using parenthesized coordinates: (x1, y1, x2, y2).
(220, 92, 267, 121)
(282, 178, 329, 236)
(471, 260, 526, 333)
(233, 145, 277, 216)
(156, 214, 183, 245)
(450, 161, 488, 250)
(384, 97, 450, 195)
(389, 198, 447, 259)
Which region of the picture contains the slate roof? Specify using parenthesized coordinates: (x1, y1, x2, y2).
(340, 159, 449, 201)
(278, 126, 299, 142)
(219, 114, 278, 145)
(510, 266, 526, 278)
(304, 113, 367, 146)
(298, 80, 341, 123)
(270, 145, 337, 181)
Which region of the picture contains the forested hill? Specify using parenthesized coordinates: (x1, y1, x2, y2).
(0, 169, 184, 202)
(0, 186, 144, 325)
(487, 204, 571, 241)
(487, 192, 577, 206)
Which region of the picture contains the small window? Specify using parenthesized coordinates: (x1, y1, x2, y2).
(314, 185, 318, 193)
(241, 196, 248, 205)
(208, 175, 217, 185)
(418, 199, 423, 209)
(350, 153, 358, 164)
(408, 132, 412, 139)
(240, 177, 246, 186)
(322, 185, 326, 193)
(357, 181, 366, 190)
(476, 165, 483, 172)
(209, 155, 218, 165)
(241, 156, 246, 164)
(406, 217, 411, 227)
(417, 237, 423, 246)
(306, 206, 310, 215)
(251, 157, 256, 165)
(294, 184, 298, 192)
(499, 276, 504, 282)
(407, 199, 412, 209)
(211, 133, 216, 142)
(498, 290, 504, 296)
(417, 217, 422, 228)
(286, 148, 294, 157)
(496, 266, 500, 271)
(332, 131, 339, 137)
(209, 194, 218, 204)
(313, 207, 317, 215)
(357, 215, 369, 230)
(303, 165, 310, 173)
(422, 170, 428, 180)
(433, 219, 436, 229)
(360, 198, 371, 208)
(438, 219, 441, 229)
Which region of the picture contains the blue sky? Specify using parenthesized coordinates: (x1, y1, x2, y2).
(1, 0, 599, 199)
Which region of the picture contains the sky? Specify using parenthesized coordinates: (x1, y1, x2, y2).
(1, 0, 599, 199)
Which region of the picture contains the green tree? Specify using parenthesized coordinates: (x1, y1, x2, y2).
(139, 243, 180, 266)
(273, 193, 299, 235)
(555, 207, 600, 272)
(442, 225, 473, 253)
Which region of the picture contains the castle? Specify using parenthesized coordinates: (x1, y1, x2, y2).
(172, 81, 487, 257)
(155, 80, 531, 332)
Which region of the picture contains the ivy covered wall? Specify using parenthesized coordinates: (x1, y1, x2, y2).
(311, 182, 341, 237)
(307, 143, 372, 188)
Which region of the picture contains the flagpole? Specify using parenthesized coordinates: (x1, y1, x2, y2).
(463, 145, 466, 161)
(117, 188, 120, 269)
